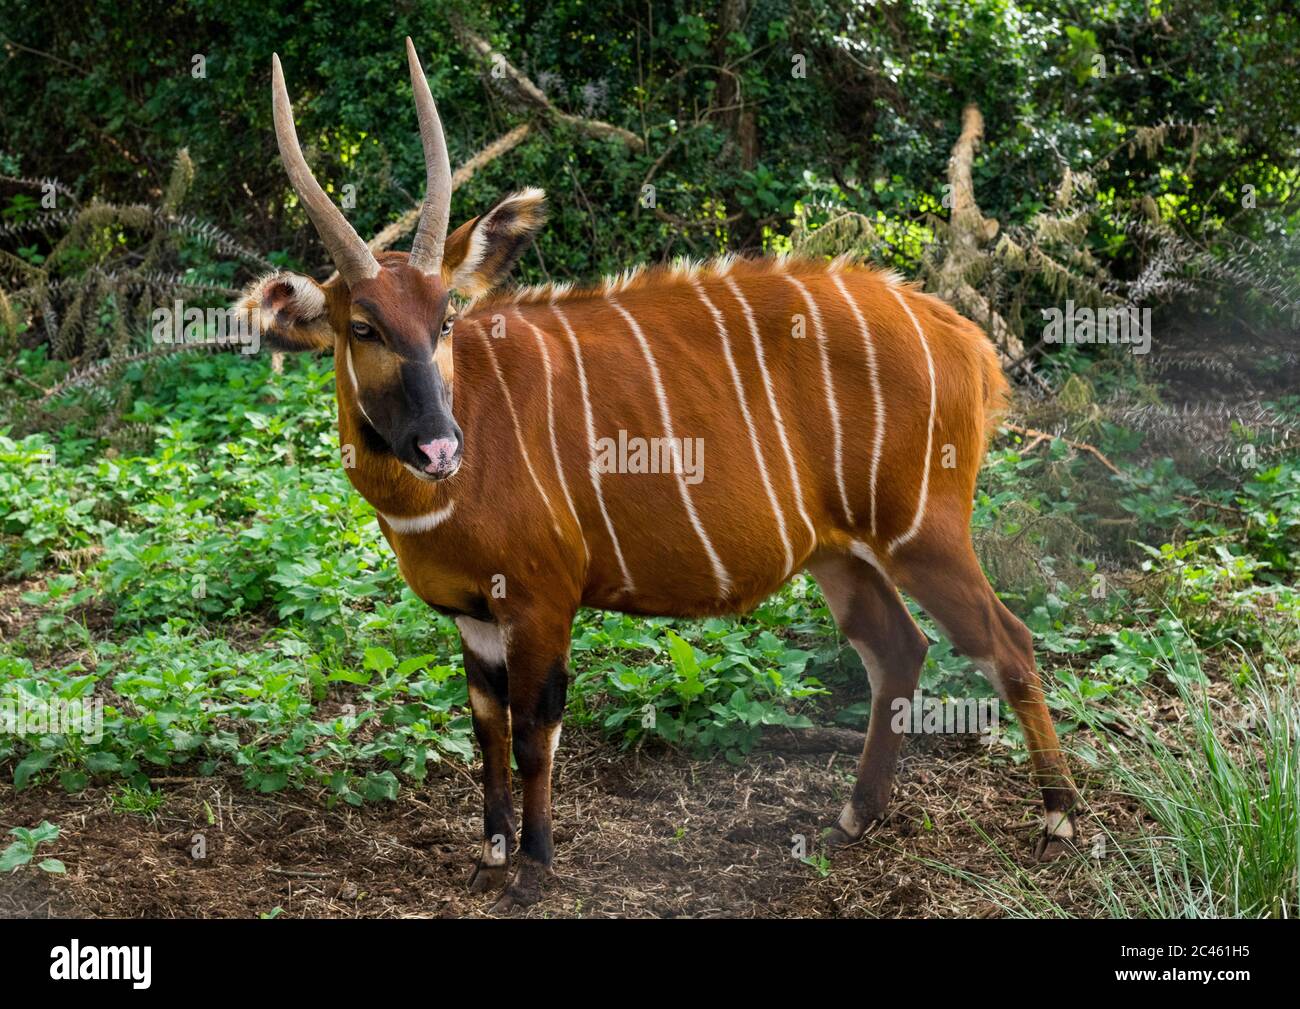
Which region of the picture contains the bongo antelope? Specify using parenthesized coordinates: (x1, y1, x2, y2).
(240, 40, 1079, 912)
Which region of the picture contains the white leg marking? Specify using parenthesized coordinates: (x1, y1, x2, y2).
(836, 801, 866, 838)
(550, 305, 635, 594)
(519, 314, 588, 559)
(468, 683, 505, 723)
(608, 296, 733, 597)
(480, 332, 566, 539)
(1045, 810, 1074, 839)
(784, 273, 853, 526)
(723, 275, 818, 559)
(548, 723, 562, 760)
(885, 287, 937, 554)
(379, 500, 456, 534)
(691, 279, 794, 575)
(456, 616, 507, 667)
(479, 838, 508, 867)
(830, 273, 886, 537)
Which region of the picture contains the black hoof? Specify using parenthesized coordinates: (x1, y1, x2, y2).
(821, 823, 861, 848)
(489, 856, 547, 913)
(1034, 831, 1076, 862)
(467, 861, 509, 894)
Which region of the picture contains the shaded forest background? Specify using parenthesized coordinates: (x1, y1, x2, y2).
(2, 0, 1297, 374)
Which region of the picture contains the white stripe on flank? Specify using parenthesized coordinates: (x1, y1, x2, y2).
(550, 305, 635, 594)
(380, 500, 455, 534)
(886, 286, 937, 553)
(831, 272, 886, 537)
(691, 279, 794, 575)
(518, 313, 587, 560)
(607, 296, 733, 597)
(479, 329, 566, 539)
(783, 272, 853, 526)
(723, 276, 818, 558)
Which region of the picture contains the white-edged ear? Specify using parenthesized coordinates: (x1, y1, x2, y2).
(237, 271, 339, 353)
(442, 188, 547, 298)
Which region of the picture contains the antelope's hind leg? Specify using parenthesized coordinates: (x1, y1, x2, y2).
(890, 531, 1081, 860)
(807, 551, 929, 845)
(458, 617, 516, 893)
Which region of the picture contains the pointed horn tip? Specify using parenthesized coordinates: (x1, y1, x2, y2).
(271, 53, 287, 97)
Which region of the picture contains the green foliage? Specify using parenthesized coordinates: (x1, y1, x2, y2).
(572, 617, 824, 760)
(3, 0, 1295, 347)
(111, 784, 166, 816)
(0, 820, 64, 874)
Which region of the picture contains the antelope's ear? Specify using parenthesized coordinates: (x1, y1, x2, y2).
(442, 188, 547, 298)
(237, 272, 344, 353)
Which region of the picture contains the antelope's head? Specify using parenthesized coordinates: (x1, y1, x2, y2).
(242, 39, 546, 482)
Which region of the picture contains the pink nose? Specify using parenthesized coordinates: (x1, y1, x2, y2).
(417, 438, 459, 473)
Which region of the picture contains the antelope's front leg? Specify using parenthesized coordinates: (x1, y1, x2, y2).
(490, 614, 572, 914)
(458, 617, 516, 893)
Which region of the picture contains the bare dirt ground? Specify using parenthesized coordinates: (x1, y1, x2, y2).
(0, 725, 1134, 919)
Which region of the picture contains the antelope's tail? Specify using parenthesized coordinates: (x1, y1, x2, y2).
(978, 335, 1010, 445)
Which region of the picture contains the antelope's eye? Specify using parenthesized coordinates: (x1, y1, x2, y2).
(350, 321, 376, 340)
(440, 317, 455, 337)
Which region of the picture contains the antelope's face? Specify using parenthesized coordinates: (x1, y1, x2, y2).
(238, 39, 545, 483)
(344, 259, 461, 480)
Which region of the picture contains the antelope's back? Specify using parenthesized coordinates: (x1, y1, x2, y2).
(464, 258, 1000, 616)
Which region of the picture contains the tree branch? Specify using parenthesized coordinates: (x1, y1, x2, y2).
(1002, 422, 1121, 476)
(450, 16, 645, 152)
(926, 103, 1034, 378)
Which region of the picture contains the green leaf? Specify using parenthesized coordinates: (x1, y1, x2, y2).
(13, 752, 54, 790)
(363, 647, 396, 673)
(38, 858, 66, 874)
(0, 843, 34, 873)
(326, 668, 372, 685)
(84, 752, 123, 774)
(396, 654, 435, 677)
(362, 770, 399, 801)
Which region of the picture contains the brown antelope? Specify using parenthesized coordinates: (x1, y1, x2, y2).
(240, 40, 1079, 912)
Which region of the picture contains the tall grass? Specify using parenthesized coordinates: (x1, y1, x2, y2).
(916, 647, 1298, 918)
(1079, 650, 1299, 918)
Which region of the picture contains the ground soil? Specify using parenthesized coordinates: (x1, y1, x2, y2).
(0, 724, 1138, 919)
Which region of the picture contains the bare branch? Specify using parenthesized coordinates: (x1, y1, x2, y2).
(450, 17, 645, 152)
(366, 123, 532, 256)
(926, 103, 1032, 371)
